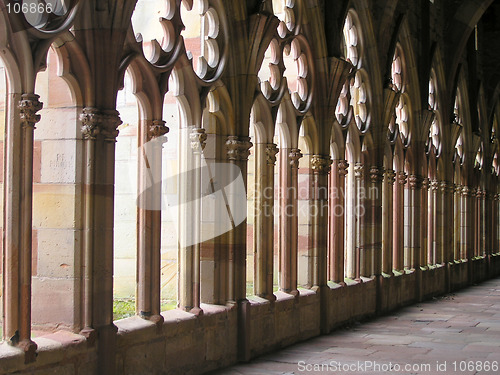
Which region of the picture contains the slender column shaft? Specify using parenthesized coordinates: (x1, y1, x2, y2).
(408, 175, 423, 269)
(254, 143, 278, 300)
(355, 163, 365, 279)
(420, 179, 430, 268)
(310, 155, 332, 287)
(226, 136, 252, 302)
(137, 120, 168, 320)
(280, 149, 302, 294)
(393, 172, 406, 271)
(453, 185, 462, 261)
(331, 160, 348, 282)
(382, 170, 396, 274)
(367, 166, 384, 277)
(3, 94, 42, 360)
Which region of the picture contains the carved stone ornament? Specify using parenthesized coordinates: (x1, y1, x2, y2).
(289, 148, 303, 168)
(150, 120, 169, 139)
(311, 155, 333, 174)
(385, 169, 396, 185)
(19, 94, 43, 129)
(190, 127, 208, 153)
(338, 159, 349, 176)
(226, 136, 252, 161)
(422, 177, 430, 190)
(397, 171, 407, 185)
(369, 166, 385, 183)
(265, 143, 279, 165)
(354, 163, 364, 179)
(408, 174, 424, 190)
(80, 107, 122, 142)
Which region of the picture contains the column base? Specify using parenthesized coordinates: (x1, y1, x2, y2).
(190, 307, 204, 317)
(18, 339, 37, 364)
(79, 327, 97, 346)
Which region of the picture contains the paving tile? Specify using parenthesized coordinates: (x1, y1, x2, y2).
(213, 278, 500, 375)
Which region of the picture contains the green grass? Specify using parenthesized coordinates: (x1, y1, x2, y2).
(113, 298, 178, 321)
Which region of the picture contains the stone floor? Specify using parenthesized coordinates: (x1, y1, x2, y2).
(213, 279, 500, 375)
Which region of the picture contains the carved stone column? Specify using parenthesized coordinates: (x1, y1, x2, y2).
(225, 135, 252, 362)
(279, 148, 302, 295)
(408, 175, 424, 270)
(3, 94, 42, 361)
(420, 178, 430, 269)
(190, 128, 207, 315)
(439, 181, 455, 264)
(254, 143, 278, 300)
(137, 120, 168, 323)
(429, 180, 439, 264)
(393, 172, 406, 271)
(354, 163, 365, 280)
(311, 155, 332, 333)
(330, 160, 348, 283)
(79, 107, 122, 373)
(225, 136, 253, 302)
(462, 186, 474, 283)
(453, 184, 463, 261)
(382, 169, 396, 274)
(366, 166, 384, 277)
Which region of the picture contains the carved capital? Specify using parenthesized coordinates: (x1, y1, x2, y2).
(149, 120, 169, 139)
(226, 136, 252, 161)
(190, 127, 207, 154)
(288, 148, 302, 168)
(495, 193, 500, 201)
(338, 159, 349, 176)
(80, 107, 122, 142)
(462, 186, 471, 197)
(384, 169, 396, 185)
(455, 184, 463, 195)
(439, 181, 454, 194)
(422, 177, 430, 190)
(354, 163, 364, 179)
(265, 143, 279, 165)
(369, 166, 384, 183)
(408, 174, 424, 190)
(397, 171, 407, 185)
(311, 155, 332, 174)
(19, 93, 43, 129)
(430, 180, 439, 191)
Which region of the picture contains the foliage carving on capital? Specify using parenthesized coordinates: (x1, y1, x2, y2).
(354, 163, 364, 179)
(311, 155, 332, 174)
(265, 143, 279, 166)
(19, 94, 43, 129)
(384, 169, 396, 185)
(80, 108, 122, 142)
(369, 166, 385, 183)
(289, 148, 303, 168)
(226, 136, 252, 161)
(397, 172, 407, 185)
(408, 174, 424, 190)
(190, 128, 208, 154)
(150, 120, 169, 139)
(338, 160, 349, 176)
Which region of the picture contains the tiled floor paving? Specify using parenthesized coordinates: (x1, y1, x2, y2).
(213, 279, 500, 374)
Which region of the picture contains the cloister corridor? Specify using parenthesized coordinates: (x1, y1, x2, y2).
(215, 278, 500, 375)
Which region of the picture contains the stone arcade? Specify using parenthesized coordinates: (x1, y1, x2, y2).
(0, 0, 500, 374)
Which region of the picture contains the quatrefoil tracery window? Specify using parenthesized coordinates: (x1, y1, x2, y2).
(426, 73, 441, 156)
(132, 0, 223, 78)
(335, 10, 370, 132)
(258, 0, 311, 111)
